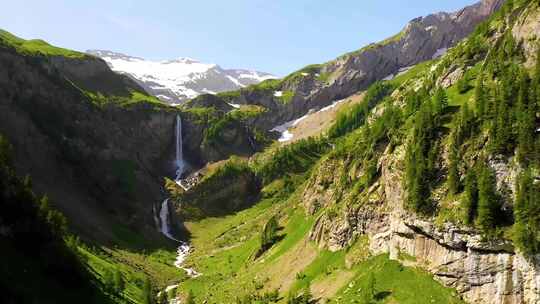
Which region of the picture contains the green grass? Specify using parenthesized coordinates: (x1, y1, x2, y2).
(290, 250, 346, 293)
(80, 244, 184, 304)
(0, 29, 88, 58)
(277, 90, 295, 104)
(229, 105, 268, 121)
(330, 255, 464, 304)
(387, 60, 436, 87)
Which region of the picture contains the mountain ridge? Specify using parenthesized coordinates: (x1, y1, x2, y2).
(87, 49, 276, 104)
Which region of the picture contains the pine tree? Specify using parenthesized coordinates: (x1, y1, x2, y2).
(475, 73, 487, 118)
(432, 87, 448, 115)
(113, 269, 124, 293)
(447, 144, 460, 195)
(516, 69, 535, 163)
(405, 102, 436, 214)
(103, 269, 115, 293)
(142, 277, 153, 304)
(462, 168, 478, 225)
(490, 86, 512, 154)
(260, 215, 279, 252)
(513, 171, 540, 256)
(475, 165, 501, 233)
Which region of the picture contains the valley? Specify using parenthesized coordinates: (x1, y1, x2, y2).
(1, 0, 539, 304)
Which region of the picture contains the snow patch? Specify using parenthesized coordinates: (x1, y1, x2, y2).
(274, 91, 283, 97)
(226, 75, 246, 87)
(432, 47, 448, 59)
(156, 94, 171, 100)
(383, 74, 395, 81)
(227, 102, 241, 109)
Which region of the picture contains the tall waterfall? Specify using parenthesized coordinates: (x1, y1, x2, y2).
(175, 115, 185, 180)
(156, 114, 200, 281)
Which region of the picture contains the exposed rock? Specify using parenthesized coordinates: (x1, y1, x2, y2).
(188, 0, 504, 133)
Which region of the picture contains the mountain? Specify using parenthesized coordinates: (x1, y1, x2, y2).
(87, 50, 276, 104)
(184, 0, 505, 136)
(3, 0, 540, 303)
(169, 1, 540, 303)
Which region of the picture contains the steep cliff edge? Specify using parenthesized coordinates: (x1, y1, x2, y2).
(0, 32, 262, 243)
(185, 0, 504, 134)
(302, 2, 540, 303)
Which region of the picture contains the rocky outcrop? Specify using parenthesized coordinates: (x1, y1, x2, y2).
(188, 0, 505, 133)
(305, 140, 540, 304)
(0, 43, 258, 242)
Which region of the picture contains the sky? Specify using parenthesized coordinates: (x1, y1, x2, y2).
(1, 0, 478, 76)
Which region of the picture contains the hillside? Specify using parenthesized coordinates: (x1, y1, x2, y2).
(166, 1, 540, 303)
(181, 0, 504, 137)
(2, 0, 539, 304)
(87, 50, 275, 104)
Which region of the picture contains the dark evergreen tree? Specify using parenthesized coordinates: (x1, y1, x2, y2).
(103, 269, 115, 293)
(516, 69, 535, 163)
(462, 168, 478, 225)
(513, 170, 540, 256)
(142, 277, 153, 304)
(405, 102, 436, 213)
(432, 87, 448, 115)
(475, 73, 487, 118)
(475, 165, 501, 233)
(113, 269, 124, 294)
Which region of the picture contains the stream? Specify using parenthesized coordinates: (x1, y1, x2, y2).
(156, 115, 200, 303)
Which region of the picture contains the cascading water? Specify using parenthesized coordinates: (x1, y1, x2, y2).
(158, 115, 200, 282)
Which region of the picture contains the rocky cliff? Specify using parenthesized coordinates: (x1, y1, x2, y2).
(306, 144, 539, 304)
(301, 2, 540, 302)
(186, 0, 505, 133)
(0, 37, 261, 242)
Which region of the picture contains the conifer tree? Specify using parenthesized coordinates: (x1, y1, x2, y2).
(447, 143, 460, 195)
(113, 269, 124, 293)
(142, 277, 153, 304)
(103, 269, 115, 293)
(462, 168, 478, 225)
(432, 87, 448, 115)
(516, 70, 535, 163)
(513, 170, 540, 256)
(475, 165, 501, 233)
(475, 73, 487, 118)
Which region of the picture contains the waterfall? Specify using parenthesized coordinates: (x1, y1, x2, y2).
(159, 199, 177, 241)
(156, 114, 201, 282)
(175, 115, 184, 180)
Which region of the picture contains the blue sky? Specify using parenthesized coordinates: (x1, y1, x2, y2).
(2, 0, 477, 76)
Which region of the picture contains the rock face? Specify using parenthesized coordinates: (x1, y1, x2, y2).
(0, 43, 258, 241)
(87, 50, 275, 104)
(304, 142, 540, 304)
(188, 0, 505, 133)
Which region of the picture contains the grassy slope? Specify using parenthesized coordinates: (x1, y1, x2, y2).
(175, 171, 463, 303)
(0, 29, 87, 58)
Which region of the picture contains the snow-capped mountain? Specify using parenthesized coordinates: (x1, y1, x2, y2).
(87, 50, 276, 104)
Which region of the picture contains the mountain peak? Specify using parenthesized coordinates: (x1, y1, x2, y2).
(88, 50, 275, 103)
